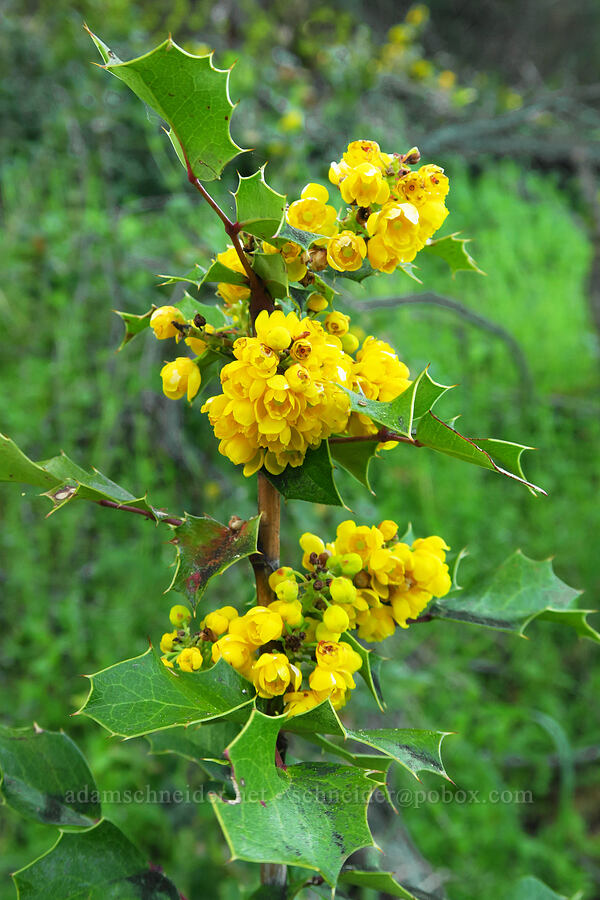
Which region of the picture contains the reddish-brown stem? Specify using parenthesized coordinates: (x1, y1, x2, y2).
(185, 162, 272, 318)
(96, 499, 183, 527)
(254, 472, 280, 606)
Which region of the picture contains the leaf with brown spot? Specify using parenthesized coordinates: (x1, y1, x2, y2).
(169, 513, 261, 607)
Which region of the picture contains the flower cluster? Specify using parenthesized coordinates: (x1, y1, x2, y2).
(158, 519, 452, 717)
(327, 140, 449, 273)
(200, 309, 352, 476)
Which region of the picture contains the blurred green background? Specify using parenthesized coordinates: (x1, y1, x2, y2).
(1, 0, 599, 897)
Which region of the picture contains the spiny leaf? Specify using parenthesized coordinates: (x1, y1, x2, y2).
(415, 413, 545, 494)
(264, 443, 345, 507)
(210, 709, 376, 885)
(252, 251, 289, 299)
(168, 513, 260, 607)
(146, 721, 238, 782)
(79, 649, 255, 738)
(0, 434, 170, 520)
(114, 307, 155, 350)
(283, 699, 346, 738)
(157, 265, 204, 288)
(274, 222, 326, 252)
(234, 167, 286, 241)
(176, 294, 228, 327)
(87, 30, 246, 181)
(198, 259, 248, 286)
(343, 368, 453, 438)
(423, 232, 485, 276)
(339, 869, 420, 899)
(341, 632, 385, 711)
(12, 819, 180, 899)
(330, 439, 378, 493)
(429, 551, 599, 642)
(0, 725, 100, 827)
(345, 728, 451, 782)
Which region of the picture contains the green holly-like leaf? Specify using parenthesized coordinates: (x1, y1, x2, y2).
(12, 819, 180, 899)
(157, 265, 205, 289)
(87, 30, 246, 181)
(0, 434, 172, 521)
(264, 443, 345, 507)
(344, 728, 451, 782)
(343, 368, 453, 438)
(338, 869, 420, 899)
(198, 259, 248, 286)
(430, 551, 599, 642)
(330, 440, 378, 493)
(283, 699, 346, 738)
(234, 167, 287, 241)
(341, 633, 385, 711)
(146, 721, 238, 782)
(79, 649, 255, 738)
(176, 294, 228, 327)
(331, 258, 376, 284)
(415, 413, 545, 494)
(423, 232, 485, 276)
(274, 222, 325, 252)
(114, 307, 156, 350)
(168, 512, 260, 607)
(210, 709, 376, 885)
(507, 877, 569, 900)
(0, 725, 100, 827)
(252, 251, 289, 299)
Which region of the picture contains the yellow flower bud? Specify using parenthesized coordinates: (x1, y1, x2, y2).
(252, 653, 301, 698)
(323, 605, 350, 633)
(326, 231, 367, 272)
(217, 246, 247, 275)
(150, 306, 185, 341)
(160, 358, 201, 402)
(299, 533, 325, 555)
(204, 605, 239, 637)
(339, 163, 390, 207)
(339, 553, 364, 577)
(329, 576, 357, 605)
(275, 579, 299, 602)
(160, 630, 177, 653)
(176, 647, 202, 673)
(211, 634, 254, 678)
(306, 292, 328, 312)
(379, 520, 399, 542)
(324, 311, 350, 337)
(268, 566, 295, 590)
(341, 332, 359, 354)
(169, 604, 191, 627)
(216, 282, 251, 305)
(315, 622, 341, 643)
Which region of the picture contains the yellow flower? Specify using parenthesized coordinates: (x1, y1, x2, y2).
(342, 140, 389, 171)
(328, 159, 353, 186)
(279, 109, 303, 132)
(268, 599, 303, 626)
(315, 622, 341, 643)
(287, 183, 338, 235)
(326, 231, 367, 272)
(366, 201, 421, 263)
(366, 235, 401, 274)
(229, 606, 284, 646)
(353, 337, 411, 402)
(268, 566, 295, 590)
(280, 242, 307, 282)
(160, 358, 201, 401)
(169, 605, 191, 627)
(323, 605, 350, 633)
(252, 653, 301, 698)
(418, 164, 449, 199)
(335, 520, 385, 562)
(216, 282, 251, 306)
(217, 246, 247, 275)
(161, 656, 174, 668)
(324, 311, 350, 337)
(254, 309, 296, 351)
(284, 689, 321, 717)
(315, 640, 362, 676)
(339, 163, 390, 207)
(438, 69, 456, 90)
(211, 634, 255, 678)
(309, 666, 348, 709)
(150, 306, 185, 341)
(203, 605, 239, 637)
(356, 606, 396, 642)
(176, 647, 202, 672)
(160, 630, 178, 653)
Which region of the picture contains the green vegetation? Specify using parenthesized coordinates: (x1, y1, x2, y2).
(1, 2, 598, 898)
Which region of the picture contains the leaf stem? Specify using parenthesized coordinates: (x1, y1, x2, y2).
(96, 499, 183, 527)
(329, 429, 422, 447)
